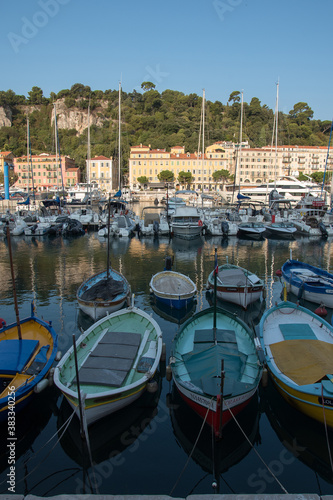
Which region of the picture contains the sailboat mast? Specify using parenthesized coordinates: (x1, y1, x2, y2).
(118, 81, 121, 192)
(274, 82, 279, 186)
(27, 117, 30, 196)
(54, 103, 59, 192)
(322, 118, 333, 196)
(202, 88, 205, 193)
(87, 101, 91, 185)
(232, 91, 243, 204)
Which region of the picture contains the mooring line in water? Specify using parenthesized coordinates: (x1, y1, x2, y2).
(227, 405, 289, 494)
(321, 382, 333, 475)
(0, 407, 78, 490)
(169, 397, 214, 496)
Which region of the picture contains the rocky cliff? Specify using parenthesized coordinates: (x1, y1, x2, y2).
(0, 99, 111, 135)
(0, 105, 12, 127)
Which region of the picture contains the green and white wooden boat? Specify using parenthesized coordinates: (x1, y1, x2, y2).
(54, 303, 163, 425)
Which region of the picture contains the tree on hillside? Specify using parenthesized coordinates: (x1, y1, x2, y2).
(288, 102, 314, 125)
(228, 91, 241, 104)
(27, 86, 46, 104)
(141, 82, 156, 92)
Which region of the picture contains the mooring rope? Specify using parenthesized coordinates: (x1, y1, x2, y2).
(227, 404, 289, 494)
(169, 396, 214, 496)
(321, 382, 333, 474)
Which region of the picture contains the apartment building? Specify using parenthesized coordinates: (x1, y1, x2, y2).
(129, 144, 232, 192)
(128, 142, 333, 192)
(13, 153, 80, 192)
(0, 151, 15, 173)
(86, 155, 117, 192)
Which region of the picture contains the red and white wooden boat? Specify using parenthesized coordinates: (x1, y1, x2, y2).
(169, 304, 262, 438)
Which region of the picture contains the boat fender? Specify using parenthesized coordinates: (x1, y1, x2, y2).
(161, 342, 166, 362)
(198, 219, 203, 227)
(55, 351, 62, 361)
(275, 269, 282, 277)
(146, 380, 158, 393)
(34, 378, 49, 393)
(315, 305, 327, 317)
(48, 367, 55, 385)
(261, 367, 268, 387)
(297, 284, 304, 300)
(166, 365, 172, 382)
(0, 318, 6, 328)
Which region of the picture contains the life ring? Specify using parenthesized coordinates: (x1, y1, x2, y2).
(198, 220, 203, 227)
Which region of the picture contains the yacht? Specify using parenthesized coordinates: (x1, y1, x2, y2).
(236, 176, 321, 205)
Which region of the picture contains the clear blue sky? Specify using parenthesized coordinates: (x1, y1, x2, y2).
(1, 0, 332, 121)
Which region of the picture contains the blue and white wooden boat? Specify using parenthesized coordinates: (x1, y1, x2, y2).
(281, 258, 333, 308)
(150, 270, 196, 310)
(0, 302, 58, 422)
(258, 300, 333, 427)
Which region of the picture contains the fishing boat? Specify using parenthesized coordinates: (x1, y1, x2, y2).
(77, 268, 131, 321)
(170, 305, 262, 437)
(258, 300, 333, 427)
(77, 198, 131, 320)
(150, 257, 197, 309)
(0, 302, 58, 422)
(170, 206, 204, 240)
(169, 259, 262, 437)
(53, 302, 163, 426)
(281, 257, 333, 307)
(206, 257, 264, 309)
(0, 226, 58, 422)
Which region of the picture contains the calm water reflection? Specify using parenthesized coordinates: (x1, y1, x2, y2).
(0, 221, 333, 496)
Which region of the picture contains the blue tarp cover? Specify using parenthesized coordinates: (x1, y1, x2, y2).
(0, 339, 39, 375)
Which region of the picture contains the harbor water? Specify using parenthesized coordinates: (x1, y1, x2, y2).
(0, 202, 333, 497)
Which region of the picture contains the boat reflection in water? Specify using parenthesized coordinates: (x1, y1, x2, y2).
(262, 379, 333, 486)
(0, 387, 59, 477)
(57, 373, 162, 470)
(205, 289, 266, 330)
(151, 295, 197, 325)
(168, 385, 260, 494)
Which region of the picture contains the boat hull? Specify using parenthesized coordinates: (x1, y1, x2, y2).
(171, 306, 262, 437)
(54, 306, 163, 426)
(259, 300, 333, 428)
(206, 265, 264, 309)
(281, 259, 333, 307)
(150, 271, 196, 310)
(0, 309, 58, 423)
(76, 268, 131, 321)
(174, 378, 257, 433)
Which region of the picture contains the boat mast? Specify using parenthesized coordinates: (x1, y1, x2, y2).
(118, 81, 121, 193)
(322, 118, 333, 199)
(202, 88, 205, 195)
(232, 90, 243, 204)
(87, 99, 91, 203)
(6, 226, 21, 339)
(27, 117, 35, 206)
(274, 81, 279, 188)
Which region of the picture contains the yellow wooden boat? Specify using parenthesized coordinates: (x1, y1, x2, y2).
(0, 302, 58, 422)
(258, 300, 333, 427)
